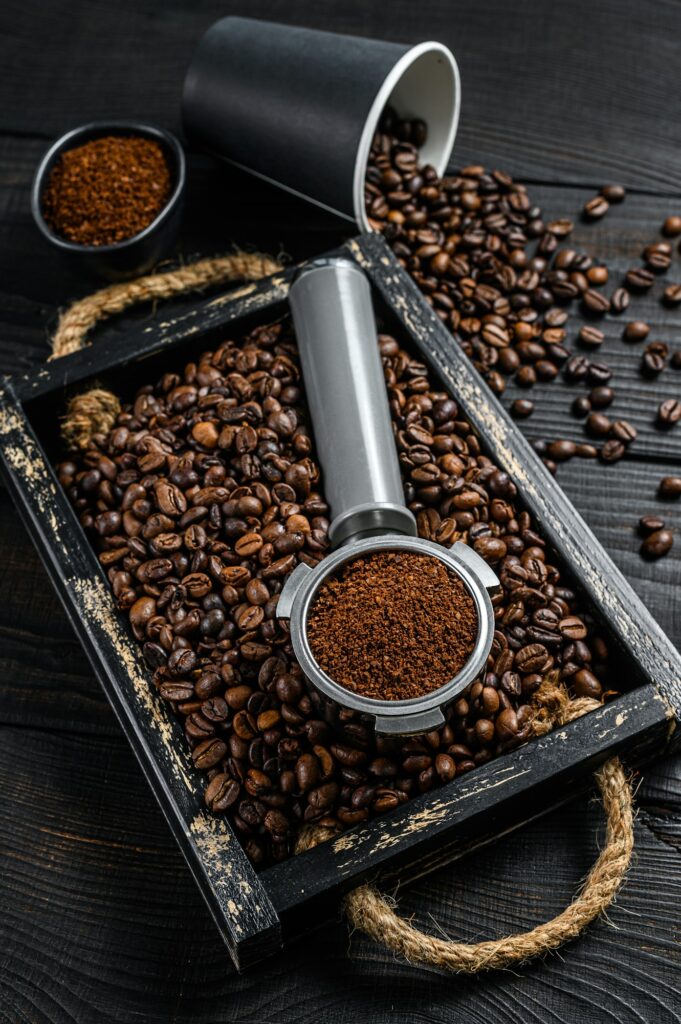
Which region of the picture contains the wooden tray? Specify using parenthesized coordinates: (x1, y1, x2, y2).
(1, 233, 679, 970)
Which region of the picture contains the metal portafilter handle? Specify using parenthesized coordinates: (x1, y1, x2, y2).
(288, 258, 417, 548)
(281, 257, 500, 735)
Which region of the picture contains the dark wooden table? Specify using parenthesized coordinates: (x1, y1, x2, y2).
(2, 2, 681, 1020)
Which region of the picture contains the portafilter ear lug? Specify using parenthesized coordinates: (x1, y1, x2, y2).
(450, 540, 501, 593)
(277, 561, 314, 620)
(374, 706, 446, 736)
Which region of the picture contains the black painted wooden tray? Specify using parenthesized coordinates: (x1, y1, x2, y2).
(1, 233, 679, 970)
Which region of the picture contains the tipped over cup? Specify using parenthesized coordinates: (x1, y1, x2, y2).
(182, 17, 460, 230)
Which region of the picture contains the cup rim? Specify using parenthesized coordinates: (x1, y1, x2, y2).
(31, 120, 186, 254)
(352, 41, 461, 232)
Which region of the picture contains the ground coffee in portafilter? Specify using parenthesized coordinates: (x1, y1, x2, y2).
(56, 322, 611, 868)
(307, 551, 478, 700)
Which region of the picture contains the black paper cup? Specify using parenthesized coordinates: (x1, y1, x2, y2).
(182, 17, 460, 229)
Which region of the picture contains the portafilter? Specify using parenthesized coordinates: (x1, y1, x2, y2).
(278, 258, 500, 735)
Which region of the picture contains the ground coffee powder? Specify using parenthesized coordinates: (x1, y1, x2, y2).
(42, 135, 171, 246)
(307, 551, 478, 700)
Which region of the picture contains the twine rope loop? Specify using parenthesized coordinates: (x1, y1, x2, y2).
(296, 681, 634, 973)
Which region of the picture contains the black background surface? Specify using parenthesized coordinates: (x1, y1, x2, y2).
(1, 3, 680, 1021)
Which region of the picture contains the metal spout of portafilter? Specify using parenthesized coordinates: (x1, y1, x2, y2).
(277, 257, 500, 735)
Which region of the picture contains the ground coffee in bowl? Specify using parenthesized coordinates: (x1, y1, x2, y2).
(307, 550, 478, 700)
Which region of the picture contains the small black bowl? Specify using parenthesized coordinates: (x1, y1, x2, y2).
(31, 121, 186, 281)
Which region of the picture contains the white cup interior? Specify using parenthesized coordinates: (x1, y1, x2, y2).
(353, 42, 461, 232)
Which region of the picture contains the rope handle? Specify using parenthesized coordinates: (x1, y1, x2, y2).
(296, 682, 634, 972)
(55, 251, 283, 447)
(52, 256, 635, 972)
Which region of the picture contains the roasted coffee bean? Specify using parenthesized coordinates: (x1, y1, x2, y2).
(642, 243, 671, 272)
(589, 386, 614, 409)
(582, 289, 610, 315)
(641, 528, 674, 559)
(641, 347, 667, 377)
(638, 514, 666, 536)
(192, 738, 227, 770)
(659, 476, 681, 498)
(511, 398, 534, 419)
(546, 439, 576, 462)
(610, 287, 630, 314)
(663, 215, 681, 237)
(657, 399, 681, 427)
(564, 355, 590, 381)
(583, 195, 609, 220)
(600, 184, 625, 203)
(663, 284, 681, 306)
(586, 266, 608, 286)
(623, 320, 650, 342)
(573, 669, 602, 700)
(600, 439, 626, 463)
(587, 361, 612, 385)
(578, 326, 604, 348)
(610, 420, 637, 443)
(205, 773, 240, 812)
(572, 396, 591, 418)
(625, 267, 654, 292)
(586, 412, 611, 437)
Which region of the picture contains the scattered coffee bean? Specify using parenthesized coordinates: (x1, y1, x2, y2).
(610, 420, 637, 444)
(547, 439, 577, 462)
(610, 287, 630, 314)
(586, 412, 611, 437)
(600, 439, 626, 463)
(623, 321, 650, 342)
(601, 185, 625, 203)
(511, 398, 534, 419)
(659, 476, 681, 498)
(672, 351, 681, 370)
(642, 242, 672, 272)
(589, 386, 615, 409)
(662, 215, 681, 237)
(663, 284, 681, 306)
(587, 266, 608, 286)
(657, 399, 681, 428)
(578, 326, 604, 348)
(587, 361, 612, 385)
(625, 267, 655, 292)
(642, 344, 668, 377)
(583, 195, 609, 220)
(641, 529, 673, 559)
(564, 355, 590, 381)
(572, 395, 591, 418)
(638, 514, 666, 536)
(582, 289, 611, 315)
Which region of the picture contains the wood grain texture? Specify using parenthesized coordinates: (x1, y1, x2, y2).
(0, 725, 679, 1023)
(2, 0, 681, 1017)
(2, 0, 681, 190)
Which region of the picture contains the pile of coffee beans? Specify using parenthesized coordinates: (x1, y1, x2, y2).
(57, 321, 612, 867)
(42, 135, 171, 246)
(307, 550, 478, 700)
(365, 110, 681, 556)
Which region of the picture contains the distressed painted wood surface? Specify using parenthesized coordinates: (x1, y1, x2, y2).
(2, 0, 681, 1020)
